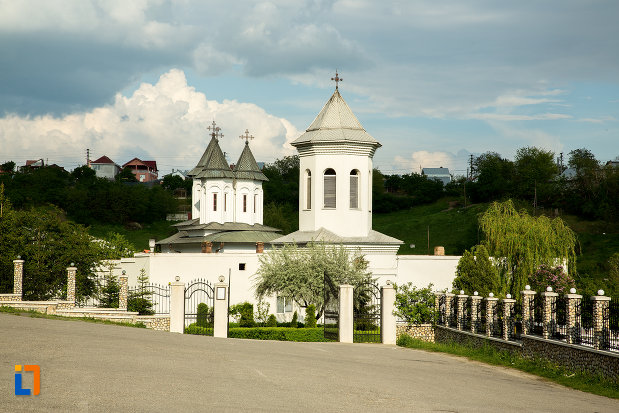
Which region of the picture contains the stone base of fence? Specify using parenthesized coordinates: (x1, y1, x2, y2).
(396, 323, 435, 342)
(135, 315, 170, 331)
(435, 325, 522, 354)
(521, 335, 619, 381)
(0, 294, 22, 302)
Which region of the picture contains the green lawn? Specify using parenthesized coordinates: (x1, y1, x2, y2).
(87, 220, 178, 251)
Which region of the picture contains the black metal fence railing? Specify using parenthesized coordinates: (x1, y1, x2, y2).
(438, 295, 446, 326)
(491, 301, 503, 338)
(477, 301, 486, 333)
(550, 296, 567, 341)
(512, 301, 523, 340)
(531, 296, 543, 336)
(462, 299, 471, 330)
(448, 298, 457, 328)
(604, 299, 619, 352)
(575, 298, 595, 347)
(128, 283, 170, 315)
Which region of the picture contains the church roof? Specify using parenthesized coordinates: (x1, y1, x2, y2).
(292, 89, 381, 148)
(188, 136, 235, 179)
(270, 227, 402, 245)
(233, 142, 268, 181)
(172, 218, 280, 232)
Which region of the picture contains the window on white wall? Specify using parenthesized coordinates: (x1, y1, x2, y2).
(276, 296, 293, 313)
(306, 170, 312, 210)
(224, 193, 227, 211)
(243, 194, 247, 212)
(350, 170, 359, 209)
(323, 168, 336, 208)
(213, 193, 217, 211)
(254, 194, 257, 213)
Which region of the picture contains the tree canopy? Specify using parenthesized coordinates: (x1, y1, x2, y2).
(253, 242, 370, 319)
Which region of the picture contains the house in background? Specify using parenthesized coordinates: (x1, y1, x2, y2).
(122, 158, 158, 182)
(90, 155, 121, 180)
(422, 167, 451, 185)
(20, 159, 45, 171)
(169, 169, 189, 180)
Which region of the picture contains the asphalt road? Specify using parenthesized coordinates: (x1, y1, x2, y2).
(1, 313, 617, 412)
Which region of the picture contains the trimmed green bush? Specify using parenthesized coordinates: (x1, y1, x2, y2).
(197, 303, 212, 328)
(230, 302, 255, 327)
(304, 304, 317, 328)
(266, 314, 277, 327)
(291, 311, 298, 328)
(184, 324, 213, 335)
(228, 327, 330, 342)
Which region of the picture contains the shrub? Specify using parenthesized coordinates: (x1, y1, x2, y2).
(529, 265, 575, 295)
(396, 333, 415, 347)
(99, 273, 119, 308)
(266, 314, 277, 327)
(393, 282, 436, 325)
(304, 304, 317, 328)
(291, 311, 298, 328)
(453, 245, 501, 297)
(196, 303, 213, 328)
(230, 302, 255, 327)
(228, 327, 329, 342)
(184, 324, 213, 335)
(128, 297, 155, 315)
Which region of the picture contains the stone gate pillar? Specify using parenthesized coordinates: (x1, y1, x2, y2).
(485, 295, 498, 337)
(434, 292, 443, 325)
(502, 296, 516, 341)
(456, 292, 468, 330)
(470, 294, 482, 333)
(13, 259, 24, 298)
(381, 283, 397, 345)
(214, 277, 229, 338)
(592, 292, 610, 350)
(541, 288, 558, 339)
(444, 293, 455, 327)
(339, 284, 354, 343)
(67, 265, 77, 303)
(566, 290, 582, 344)
(170, 278, 185, 334)
(119, 272, 128, 311)
(521, 288, 536, 335)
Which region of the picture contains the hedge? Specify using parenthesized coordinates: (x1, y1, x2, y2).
(228, 327, 331, 342)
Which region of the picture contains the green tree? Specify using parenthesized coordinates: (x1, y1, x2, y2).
(196, 303, 212, 327)
(255, 299, 270, 325)
(127, 268, 154, 315)
(393, 283, 437, 325)
(513, 147, 558, 203)
(469, 152, 515, 202)
(115, 167, 138, 183)
(254, 242, 370, 320)
(99, 271, 120, 308)
(291, 311, 298, 328)
(262, 155, 299, 206)
(479, 200, 577, 296)
(266, 314, 277, 327)
(452, 245, 501, 296)
(304, 304, 317, 328)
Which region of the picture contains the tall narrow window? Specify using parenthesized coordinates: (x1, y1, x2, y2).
(350, 170, 359, 209)
(224, 193, 227, 211)
(323, 168, 336, 208)
(243, 194, 247, 212)
(306, 170, 312, 210)
(254, 194, 257, 213)
(213, 193, 217, 211)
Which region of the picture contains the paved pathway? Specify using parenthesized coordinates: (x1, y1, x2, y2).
(1, 313, 617, 412)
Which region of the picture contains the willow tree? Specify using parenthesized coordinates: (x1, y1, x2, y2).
(479, 200, 577, 296)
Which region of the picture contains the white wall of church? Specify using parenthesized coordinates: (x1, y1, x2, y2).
(298, 152, 372, 237)
(395, 255, 460, 291)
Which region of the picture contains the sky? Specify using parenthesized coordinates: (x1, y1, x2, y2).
(1, 0, 618, 177)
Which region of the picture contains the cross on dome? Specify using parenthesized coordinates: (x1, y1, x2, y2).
(239, 129, 254, 144)
(207, 120, 224, 141)
(331, 70, 343, 90)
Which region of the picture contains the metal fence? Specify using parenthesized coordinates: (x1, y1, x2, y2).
(531, 296, 543, 336)
(438, 295, 446, 326)
(128, 283, 170, 315)
(477, 300, 486, 333)
(550, 296, 567, 341)
(512, 301, 523, 340)
(575, 298, 595, 347)
(603, 299, 619, 351)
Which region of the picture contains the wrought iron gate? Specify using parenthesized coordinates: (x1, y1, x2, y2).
(323, 272, 339, 340)
(185, 279, 214, 336)
(353, 279, 381, 343)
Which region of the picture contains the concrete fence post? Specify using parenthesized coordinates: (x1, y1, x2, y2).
(118, 273, 128, 311)
(170, 279, 185, 334)
(521, 289, 536, 335)
(339, 284, 354, 343)
(13, 259, 24, 298)
(592, 294, 610, 350)
(213, 280, 229, 338)
(485, 297, 498, 337)
(470, 295, 482, 333)
(66, 266, 77, 304)
(381, 283, 396, 345)
(502, 298, 516, 341)
(456, 293, 468, 330)
(444, 293, 455, 327)
(566, 293, 582, 344)
(541, 290, 558, 339)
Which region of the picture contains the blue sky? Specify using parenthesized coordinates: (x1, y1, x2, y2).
(1, 0, 618, 176)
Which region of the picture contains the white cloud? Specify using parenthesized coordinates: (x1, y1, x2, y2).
(466, 113, 571, 121)
(0, 69, 300, 172)
(394, 151, 458, 172)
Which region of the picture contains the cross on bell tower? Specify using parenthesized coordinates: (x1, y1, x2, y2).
(331, 70, 343, 90)
(207, 120, 224, 141)
(239, 129, 254, 145)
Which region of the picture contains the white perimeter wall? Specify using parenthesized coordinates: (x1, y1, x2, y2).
(395, 255, 460, 291)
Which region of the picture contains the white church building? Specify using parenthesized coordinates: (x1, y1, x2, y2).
(117, 82, 459, 320)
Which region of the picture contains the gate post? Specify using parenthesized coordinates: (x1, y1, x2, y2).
(119, 271, 128, 311)
(381, 283, 397, 345)
(170, 278, 185, 334)
(339, 284, 354, 343)
(213, 278, 229, 338)
(13, 258, 24, 299)
(67, 265, 77, 304)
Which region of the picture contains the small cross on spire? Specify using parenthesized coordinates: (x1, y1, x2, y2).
(239, 129, 254, 144)
(331, 70, 343, 90)
(207, 120, 223, 141)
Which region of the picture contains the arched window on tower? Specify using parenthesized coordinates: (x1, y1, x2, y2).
(305, 170, 312, 210)
(324, 168, 336, 208)
(350, 169, 359, 209)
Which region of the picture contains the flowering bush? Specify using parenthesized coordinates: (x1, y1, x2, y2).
(529, 265, 575, 295)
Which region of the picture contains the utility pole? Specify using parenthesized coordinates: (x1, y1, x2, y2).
(559, 152, 564, 173)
